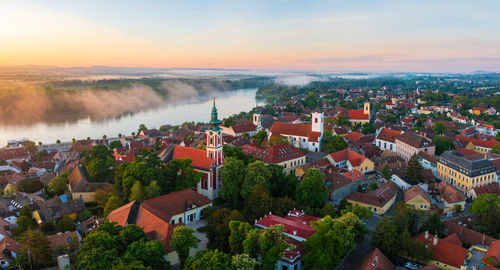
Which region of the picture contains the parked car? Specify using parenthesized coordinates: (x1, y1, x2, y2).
(405, 262, 421, 269)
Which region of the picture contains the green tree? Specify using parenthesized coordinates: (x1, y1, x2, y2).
(20, 160, 31, 172)
(231, 253, 259, 270)
(138, 124, 148, 135)
(4, 183, 17, 196)
(206, 208, 245, 253)
(241, 161, 271, 200)
(17, 178, 44, 193)
(393, 202, 425, 235)
(129, 181, 146, 202)
(259, 225, 290, 270)
(371, 216, 398, 258)
(229, 221, 253, 254)
(268, 164, 299, 198)
(407, 154, 424, 184)
(163, 158, 202, 193)
(104, 195, 125, 216)
(48, 173, 69, 195)
(15, 206, 35, 236)
(109, 140, 122, 149)
(321, 132, 348, 153)
(333, 212, 366, 250)
(453, 204, 462, 212)
(361, 122, 376, 135)
(253, 130, 268, 146)
(82, 144, 115, 182)
(492, 144, 500, 155)
(220, 157, 245, 207)
(368, 182, 379, 190)
(19, 229, 53, 268)
(243, 229, 261, 260)
(170, 226, 198, 269)
(244, 184, 274, 222)
(303, 215, 345, 269)
(56, 215, 76, 232)
(470, 194, 500, 236)
(433, 122, 446, 135)
(341, 204, 372, 220)
(77, 222, 167, 270)
(267, 135, 290, 146)
(433, 136, 455, 155)
(184, 249, 232, 270)
(382, 165, 391, 179)
(421, 213, 443, 235)
(295, 168, 327, 208)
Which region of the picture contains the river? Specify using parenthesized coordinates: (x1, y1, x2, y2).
(0, 88, 259, 145)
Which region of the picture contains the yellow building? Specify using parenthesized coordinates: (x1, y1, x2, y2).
(346, 181, 398, 215)
(67, 165, 112, 203)
(325, 149, 374, 174)
(347, 102, 370, 125)
(437, 150, 496, 192)
(404, 186, 431, 211)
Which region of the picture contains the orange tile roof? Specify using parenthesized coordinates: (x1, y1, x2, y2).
(141, 188, 212, 221)
(270, 122, 322, 142)
(483, 240, 500, 265)
(229, 120, 257, 134)
(442, 233, 462, 246)
(435, 182, 466, 204)
(442, 220, 496, 247)
(455, 135, 499, 149)
(356, 248, 394, 270)
(345, 132, 364, 142)
(413, 233, 468, 269)
(342, 169, 363, 182)
(172, 146, 214, 170)
(404, 185, 431, 204)
(328, 149, 368, 167)
(106, 201, 139, 226)
(348, 109, 369, 120)
(377, 128, 404, 143)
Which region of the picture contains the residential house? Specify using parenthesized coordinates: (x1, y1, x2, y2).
(356, 248, 394, 270)
(67, 165, 111, 203)
(455, 135, 498, 154)
(480, 240, 500, 268)
(0, 234, 20, 269)
(418, 151, 438, 177)
(429, 182, 466, 213)
(325, 149, 374, 174)
(240, 143, 306, 175)
(442, 219, 496, 247)
(221, 120, 258, 137)
(346, 181, 398, 214)
(268, 112, 324, 152)
(33, 197, 85, 225)
(413, 232, 468, 270)
(375, 128, 403, 152)
(466, 183, 500, 199)
(404, 185, 431, 211)
(395, 132, 435, 161)
(254, 209, 321, 270)
(107, 188, 212, 265)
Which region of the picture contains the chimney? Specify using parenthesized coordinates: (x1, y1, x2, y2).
(433, 237, 438, 246)
(424, 231, 428, 240)
(293, 230, 297, 235)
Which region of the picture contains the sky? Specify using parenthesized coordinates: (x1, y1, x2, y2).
(1, 0, 499, 72)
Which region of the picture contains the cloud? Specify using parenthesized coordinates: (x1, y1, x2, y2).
(300, 55, 387, 64)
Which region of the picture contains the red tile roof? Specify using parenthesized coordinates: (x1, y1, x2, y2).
(471, 183, 500, 197)
(356, 248, 394, 270)
(47, 231, 78, 250)
(328, 149, 368, 167)
(0, 147, 29, 160)
(141, 188, 212, 221)
(442, 220, 496, 246)
(342, 169, 363, 182)
(240, 143, 305, 164)
(346, 181, 398, 207)
(228, 120, 257, 134)
(454, 146, 477, 156)
(106, 201, 138, 226)
(404, 185, 431, 204)
(396, 132, 434, 148)
(172, 146, 214, 170)
(483, 240, 500, 265)
(413, 233, 468, 269)
(455, 135, 499, 149)
(345, 132, 364, 142)
(442, 233, 462, 246)
(434, 182, 466, 204)
(254, 210, 320, 240)
(270, 122, 322, 142)
(348, 109, 369, 120)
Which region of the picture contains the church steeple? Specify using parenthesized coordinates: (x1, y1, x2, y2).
(209, 97, 222, 131)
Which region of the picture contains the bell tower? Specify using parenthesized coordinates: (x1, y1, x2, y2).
(364, 102, 370, 115)
(206, 98, 223, 166)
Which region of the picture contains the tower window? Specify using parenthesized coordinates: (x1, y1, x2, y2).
(315, 118, 318, 123)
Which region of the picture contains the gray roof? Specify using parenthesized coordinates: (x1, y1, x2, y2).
(438, 150, 495, 177)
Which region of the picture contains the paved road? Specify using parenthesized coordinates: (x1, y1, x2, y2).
(187, 219, 208, 250)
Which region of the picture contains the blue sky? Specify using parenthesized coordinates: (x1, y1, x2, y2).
(1, 0, 499, 72)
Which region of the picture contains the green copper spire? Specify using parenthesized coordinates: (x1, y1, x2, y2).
(209, 97, 222, 131)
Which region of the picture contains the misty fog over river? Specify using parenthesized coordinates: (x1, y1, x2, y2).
(0, 88, 259, 145)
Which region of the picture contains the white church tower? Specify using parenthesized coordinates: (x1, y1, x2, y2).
(311, 112, 324, 134)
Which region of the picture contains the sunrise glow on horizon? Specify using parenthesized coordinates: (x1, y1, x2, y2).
(1, 0, 500, 72)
